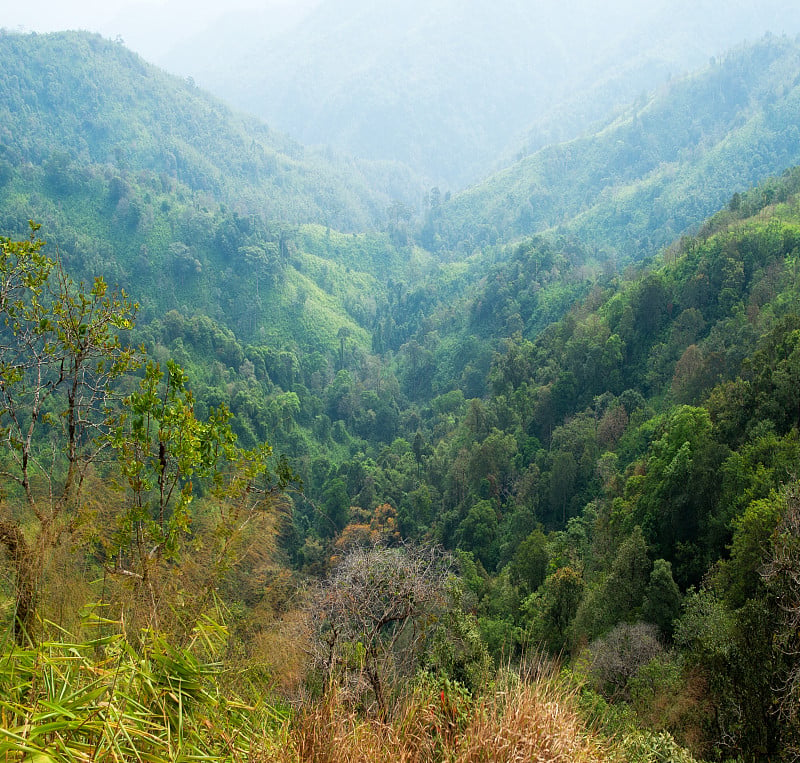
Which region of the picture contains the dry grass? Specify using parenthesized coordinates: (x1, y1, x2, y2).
(0, 618, 619, 763)
(265, 672, 615, 763)
(455, 681, 612, 762)
(246, 608, 312, 698)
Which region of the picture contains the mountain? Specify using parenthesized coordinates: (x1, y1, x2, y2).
(397, 167, 800, 756)
(3, 23, 800, 761)
(0, 29, 421, 233)
(435, 35, 800, 262)
(152, 1, 320, 82)
(0, 30, 430, 360)
(4, 29, 800, 449)
(159, 0, 800, 187)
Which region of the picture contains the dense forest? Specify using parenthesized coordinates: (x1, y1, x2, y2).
(2, 25, 800, 762)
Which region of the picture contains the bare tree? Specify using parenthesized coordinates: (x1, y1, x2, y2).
(311, 542, 452, 716)
(586, 621, 664, 699)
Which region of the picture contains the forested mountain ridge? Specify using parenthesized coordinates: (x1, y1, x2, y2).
(0, 30, 432, 365)
(0, 30, 422, 232)
(436, 35, 800, 262)
(355, 167, 800, 758)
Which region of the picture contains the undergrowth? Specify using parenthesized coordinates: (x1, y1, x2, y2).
(0, 619, 701, 763)
(0, 615, 287, 762)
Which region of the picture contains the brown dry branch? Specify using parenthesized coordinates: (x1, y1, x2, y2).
(309, 542, 452, 717)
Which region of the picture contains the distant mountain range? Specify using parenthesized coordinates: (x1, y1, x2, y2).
(156, 0, 800, 187)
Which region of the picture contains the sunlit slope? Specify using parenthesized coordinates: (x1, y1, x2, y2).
(0, 30, 430, 364)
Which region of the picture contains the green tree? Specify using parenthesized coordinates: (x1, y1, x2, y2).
(508, 528, 549, 594)
(675, 589, 786, 758)
(549, 451, 577, 525)
(336, 325, 351, 370)
(106, 360, 246, 625)
(320, 477, 350, 537)
(642, 559, 682, 638)
(633, 406, 726, 586)
(714, 493, 784, 608)
(411, 431, 430, 477)
(762, 482, 800, 737)
(575, 526, 652, 641)
(456, 500, 499, 570)
(605, 526, 652, 625)
(523, 566, 584, 654)
(0, 224, 139, 643)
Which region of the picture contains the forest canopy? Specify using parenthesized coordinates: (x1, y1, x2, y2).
(2, 26, 800, 762)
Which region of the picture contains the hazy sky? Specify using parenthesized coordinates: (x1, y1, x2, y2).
(0, 0, 305, 62)
(1, 0, 268, 30)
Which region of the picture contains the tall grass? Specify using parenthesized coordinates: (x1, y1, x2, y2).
(0, 621, 698, 762)
(0, 616, 285, 762)
(278, 671, 614, 763)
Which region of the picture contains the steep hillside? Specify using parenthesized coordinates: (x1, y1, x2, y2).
(337, 167, 800, 759)
(0, 31, 430, 359)
(0, 30, 421, 232)
(436, 35, 800, 261)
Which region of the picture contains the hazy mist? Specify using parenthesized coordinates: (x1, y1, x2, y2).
(6, 0, 800, 186)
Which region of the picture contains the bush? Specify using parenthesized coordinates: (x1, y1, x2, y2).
(621, 730, 700, 763)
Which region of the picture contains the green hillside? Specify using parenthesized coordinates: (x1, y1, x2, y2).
(437, 36, 800, 262)
(346, 166, 800, 759)
(0, 30, 422, 232)
(2, 27, 800, 761)
(0, 30, 431, 353)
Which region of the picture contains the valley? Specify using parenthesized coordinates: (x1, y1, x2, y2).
(1, 14, 800, 760)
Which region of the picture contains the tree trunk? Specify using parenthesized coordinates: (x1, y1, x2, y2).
(366, 660, 386, 718)
(0, 520, 36, 645)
